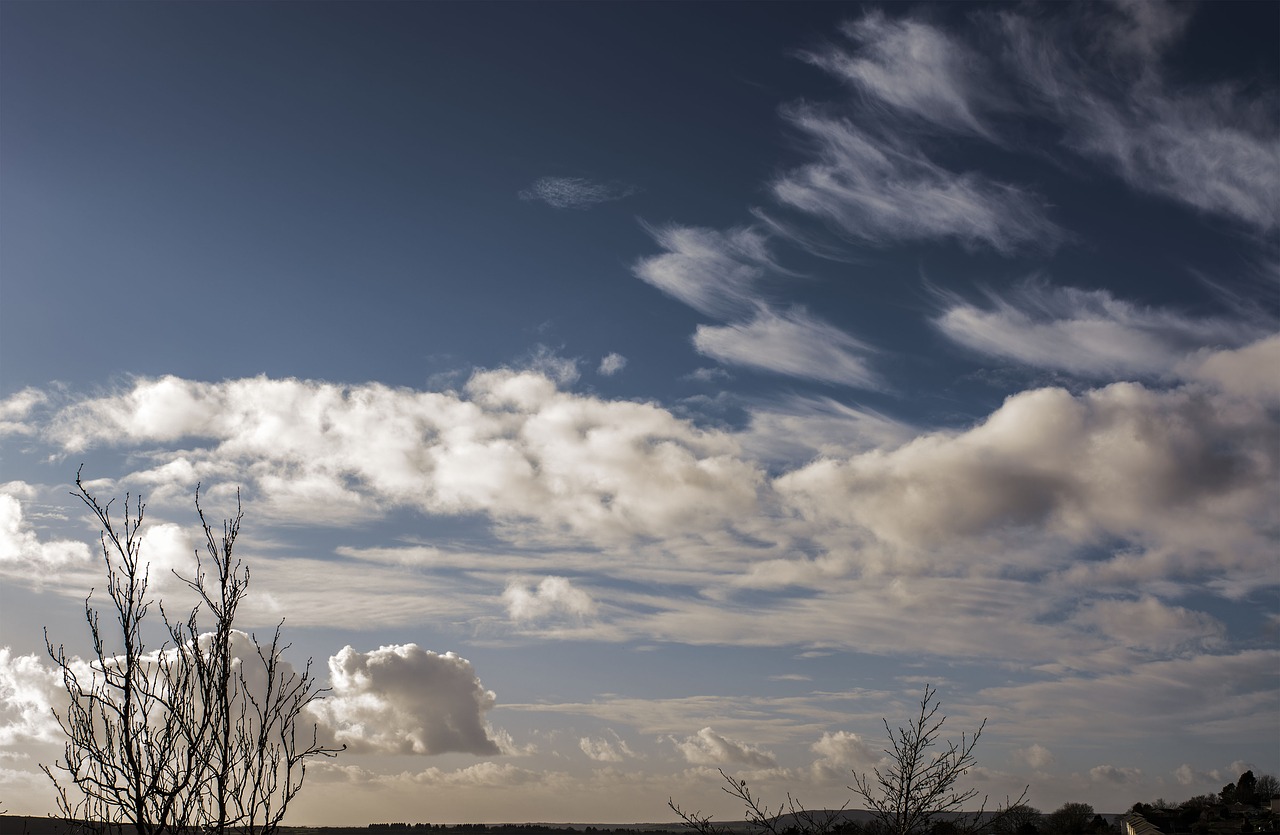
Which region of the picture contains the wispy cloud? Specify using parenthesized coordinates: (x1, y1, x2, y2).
(804, 12, 995, 137)
(693, 307, 881, 389)
(519, 176, 638, 209)
(774, 108, 1062, 253)
(597, 352, 627, 376)
(999, 5, 1280, 232)
(934, 280, 1263, 377)
(633, 224, 780, 320)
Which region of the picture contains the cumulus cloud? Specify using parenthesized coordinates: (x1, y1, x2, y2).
(674, 727, 776, 767)
(503, 576, 597, 622)
(597, 353, 628, 376)
(37, 372, 766, 546)
(694, 307, 880, 389)
(0, 490, 91, 569)
(778, 377, 1278, 580)
(1175, 763, 1222, 786)
(0, 649, 64, 745)
(935, 281, 1262, 378)
(313, 644, 501, 756)
(810, 730, 876, 779)
(519, 176, 637, 209)
(1014, 743, 1054, 770)
(579, 731, 637, 762)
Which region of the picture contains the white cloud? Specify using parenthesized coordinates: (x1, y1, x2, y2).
(1175, 763, 1222, 786)
(0, 388, 47, 435)
(1013, 743, 1054, 770)
(597, 352, 628, 376)
(773, 108, 1062, 253)
(503, 576, 597, 622)
(694, 306, 880, 389)
(40, 372, 767, 546)
(0, 648, 64, 745)
(935, 281, 1261, 377)
(313, 644, 501, 756)
(806, 12, 993, 136)
(519, 176, 637, 209)
(1070, 597, 1225, 654)
(1090, 764, 1142, 784)
(999, 7, 1280, 232)
(633, 225, 779, 320)
(0, 491, 91, 569)
(1179, 334, 1280, 406)
(778, 379, 1278, 580)
(674, 727, 777, 767)
(579, 731, 637, 762)
(810, 730, 876, 779)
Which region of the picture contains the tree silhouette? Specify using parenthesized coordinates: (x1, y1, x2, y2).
(42, 470, 340, 835)
(669, 686, 1027, 835)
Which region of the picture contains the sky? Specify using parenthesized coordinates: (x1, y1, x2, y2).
(1, 0, 1277, 825)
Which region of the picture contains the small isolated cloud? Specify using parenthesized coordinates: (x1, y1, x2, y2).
(503, 576, 597, 622)
(1014, 743, 1054, 770)
(674, 727, 776, 767)
(1175, 763, 1222, 786)
(1091, 764, 1143, 784)
(519, 176, 637, 209)
(313, 644, 501, 756)
(598, 353, 628, 376)
(633, 224, 779, 320)
(694, 306, 880, 389)
(810, 730, 876, 779)
(579, 731, 637, 762)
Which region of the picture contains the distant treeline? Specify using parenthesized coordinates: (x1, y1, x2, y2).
(365, 826, 685, 835)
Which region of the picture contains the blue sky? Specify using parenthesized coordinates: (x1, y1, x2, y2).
(1, 0, 1277, 824)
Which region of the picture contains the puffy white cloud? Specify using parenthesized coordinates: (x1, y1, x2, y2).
(1179, 334, 1280, 406)
(314, 644, 501, 756)
(694, 307, 880, 389)
(518, 176, 637, 209)
(633, 225, 780, 320)
(810, 730, 876, 779)
(1175, 763, 1222, 786)
(0, 490, 91, 569)
(597, 352, 628, 376)
(0, 648, 64, 745)
(778, 379, 1278, 581)
(1013, 743, 1054, 770)
(39, 372, 767, 546)
(674, 727, 776, 767)
(934, 281, 1261, 378)
(579, 732, 637, 762)
(504, 576, 597, 622)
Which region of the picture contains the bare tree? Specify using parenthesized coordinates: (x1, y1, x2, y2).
(852, 686, 1027, 835)
(669, 768, 849, 835)
(43, 470, 206, 835)
(670, 686, 1026, 835)
(43, 470, 340, 835)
